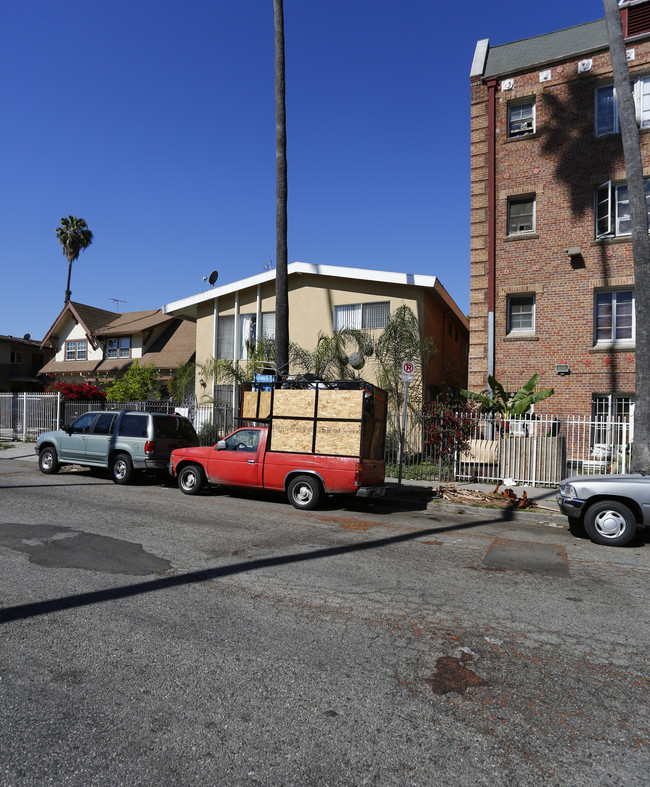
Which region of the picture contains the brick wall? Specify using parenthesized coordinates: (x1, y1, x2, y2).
(469, 37, 650, 418)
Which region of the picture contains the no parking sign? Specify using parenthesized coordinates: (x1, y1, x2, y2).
(401, 361, 415, 382)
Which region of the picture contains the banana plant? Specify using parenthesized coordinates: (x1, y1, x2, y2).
(461, 373, 554, 417)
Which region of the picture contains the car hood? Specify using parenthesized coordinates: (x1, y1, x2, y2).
(561, 473, 649, 486)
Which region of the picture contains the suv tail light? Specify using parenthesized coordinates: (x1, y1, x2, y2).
(144, 441, 155, 456)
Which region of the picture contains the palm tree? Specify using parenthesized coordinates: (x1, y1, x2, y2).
(289, 329, 372, 380)
(373, 305, 435, 411)
(56, 216, 93, 304)
(273, 0, 289, 378)
(602, 0, 650, 471)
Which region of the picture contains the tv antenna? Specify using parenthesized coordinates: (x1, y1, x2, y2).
(108, 298, 127, 311)
(263, 258, 273, 272)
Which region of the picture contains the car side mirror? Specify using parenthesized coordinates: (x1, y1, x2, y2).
(216, 440, 227, 451)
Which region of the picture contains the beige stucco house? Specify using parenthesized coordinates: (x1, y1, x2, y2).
(163, 262, 468, 403)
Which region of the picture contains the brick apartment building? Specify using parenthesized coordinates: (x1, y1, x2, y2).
(470, 0, 650, 423)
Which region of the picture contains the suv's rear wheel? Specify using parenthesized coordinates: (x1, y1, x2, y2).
(178, 464, 205, 495)
(111, 453, 134, 485)
(38, 447, 60, 474)
(584, 500, 637, 546)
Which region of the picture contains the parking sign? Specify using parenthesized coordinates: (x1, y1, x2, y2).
(401, 361, 415, 382)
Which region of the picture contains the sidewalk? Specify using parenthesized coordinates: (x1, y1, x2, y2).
(0, 441, 38, 462)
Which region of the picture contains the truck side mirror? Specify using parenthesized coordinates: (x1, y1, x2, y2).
(216, 440, 227, 451)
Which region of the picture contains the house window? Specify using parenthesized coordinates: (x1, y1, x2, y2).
(240, 314, 256, 359)
(592, 395, 634, 448)
(334, 302, 390, 331)
(595, 179, 650, 238)
(65, 340, 87, 361)
(507, 294, 535, 334)
(595, 77, 650, 136)
(217, 315, 235, 360)
(594, 289, 635, 344)
(106, 338, 131, 359)
(10, 351, 23, 364)
(507, 196, 535, 234)
(260, 312, 275, 340)
(508, 99, 535, 137)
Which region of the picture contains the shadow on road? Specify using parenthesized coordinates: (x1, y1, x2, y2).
(0, 513, 512, 625)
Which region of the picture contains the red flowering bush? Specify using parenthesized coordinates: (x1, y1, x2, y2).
(46, 380, 107, 401)
(423, 401, 474, 461)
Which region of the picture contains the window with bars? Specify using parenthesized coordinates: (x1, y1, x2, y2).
(592, 394, 635, 447)
(594, 290, 634, 344)
(334, 302, 390, 331)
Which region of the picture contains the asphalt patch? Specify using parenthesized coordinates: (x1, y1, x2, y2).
(483, 537, 569, 577)
(0, 523, 171, 575)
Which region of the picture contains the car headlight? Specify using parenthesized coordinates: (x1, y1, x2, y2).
(560, 483, 577, 499)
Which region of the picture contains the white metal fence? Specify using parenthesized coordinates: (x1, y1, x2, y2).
(386, 411, 634, 487)
(1, 392, 636, 487)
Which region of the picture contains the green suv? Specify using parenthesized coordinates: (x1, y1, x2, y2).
(35, 410, 199, 484)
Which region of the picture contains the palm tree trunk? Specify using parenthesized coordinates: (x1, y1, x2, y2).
(603, 0, 650, 471)
(64, 259, 73, 303)
(274, 0, 289, 378)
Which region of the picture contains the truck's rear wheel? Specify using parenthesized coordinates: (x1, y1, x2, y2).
(178, 464, 205, 496)
(288, 475, 322, 510)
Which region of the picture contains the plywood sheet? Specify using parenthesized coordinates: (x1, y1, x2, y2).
(315, 421, 361, 456)
(272, 389, 316, 418)
(316, 389, 363, 420)
(241, 391, 271, 419)
(271, 419, 314, 453)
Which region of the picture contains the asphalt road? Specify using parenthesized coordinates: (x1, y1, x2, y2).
(0, 457, 648, 786)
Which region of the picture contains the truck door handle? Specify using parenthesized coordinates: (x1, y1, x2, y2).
(248, 459, 255, 464)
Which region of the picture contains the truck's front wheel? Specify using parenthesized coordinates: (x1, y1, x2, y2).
(288, 475, 322, 510)
(178, 464, 205, 496)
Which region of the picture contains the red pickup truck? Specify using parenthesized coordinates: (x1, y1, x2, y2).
(168, 425, 385, 509)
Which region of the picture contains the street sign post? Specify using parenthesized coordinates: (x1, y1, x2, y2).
(398, 361, 415, 488)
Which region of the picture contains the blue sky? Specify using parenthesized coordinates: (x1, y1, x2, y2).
(2, 0, 603, 341)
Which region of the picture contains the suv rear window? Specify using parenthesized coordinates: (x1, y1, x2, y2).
(153, 415, 198, 441)
(118, 414, 149, 438)
(92, 413, 117, 435)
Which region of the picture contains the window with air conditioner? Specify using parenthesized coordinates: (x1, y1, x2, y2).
(508, 99, 535, 137)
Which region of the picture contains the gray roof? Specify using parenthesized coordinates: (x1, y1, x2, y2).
(482, 18, 608, 79)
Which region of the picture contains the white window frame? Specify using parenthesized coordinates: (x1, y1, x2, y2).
(507, 294, 535, 335)
(596, 76, 650, 136)
(507, 98, 535, 137)
(507, 196, 536, 235)
(333, 302, 390, 332)
(595, 179, 650, 238)
(65, 340, 87, 361)
(594, 289, 635, 345)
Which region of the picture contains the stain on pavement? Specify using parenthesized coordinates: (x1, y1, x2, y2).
(428, 652, 489, 696)
(483, 537, 569, 578)
(0, 523, 171, 575)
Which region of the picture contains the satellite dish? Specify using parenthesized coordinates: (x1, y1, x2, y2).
(23, 333, 31, 341)
(208, 270, 218, 286)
